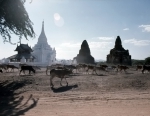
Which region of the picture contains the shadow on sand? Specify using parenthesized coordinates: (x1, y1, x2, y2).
(51, 84, 78, 93)
(125, 72, 134, 74)
(96, 74, 108, 76)
(0, 80, 38, 116)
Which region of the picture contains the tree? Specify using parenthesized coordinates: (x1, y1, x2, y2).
(145, 57, 150, 65)
(132, 59, 145, 65)
(0, 0, 35, 44)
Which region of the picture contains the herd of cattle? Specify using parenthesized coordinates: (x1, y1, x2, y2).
(0, 63, 150, 87)
(0, 63, 150, 75)
(0, 64, 39, 74)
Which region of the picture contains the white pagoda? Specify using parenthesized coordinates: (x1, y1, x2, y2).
(32, 21, 56, 66)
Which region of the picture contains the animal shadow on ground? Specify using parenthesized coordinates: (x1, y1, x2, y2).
(51, 84, 78, 93)
(19, 74, 34, 77)
(123, 72, 134, 75)
(0, 80, 38, 116)
(96, 74, 108, 76)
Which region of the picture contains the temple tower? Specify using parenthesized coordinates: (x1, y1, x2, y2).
(74, 40, 95, 64)
(107, 36, 132, 65)
(31, 21, 56, 64)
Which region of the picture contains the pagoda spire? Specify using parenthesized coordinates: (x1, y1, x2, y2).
(114, 36, 124, 50)
(38, 21, 48, 44)
(42, 20, 44, 33)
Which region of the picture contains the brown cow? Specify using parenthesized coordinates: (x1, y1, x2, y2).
(79, 63, 88, 71)
(50, 69, 73, 87)
(136, 65, 143, 71)
(142, 65, 150, 74)
(117, 65, 129, 72)
(0, 64, 7, 71)
(100, 64, 108, 70)
(86, 65, 96, 74)
(6, 64, 19, 72)
(46, 64, 64, 75)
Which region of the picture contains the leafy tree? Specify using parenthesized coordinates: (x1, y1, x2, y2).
(0, 0, 35, 44)
(132, 59, 145, 65)
(145, 57, 150, 65)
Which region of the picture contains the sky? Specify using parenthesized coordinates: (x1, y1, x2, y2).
(0, 0, 150, 60)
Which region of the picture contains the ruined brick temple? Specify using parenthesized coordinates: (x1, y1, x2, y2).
(74, 40, 95, 64)
(107, 36, 132, 65)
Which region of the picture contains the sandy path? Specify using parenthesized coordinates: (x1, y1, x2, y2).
(19, 91, 150, 116)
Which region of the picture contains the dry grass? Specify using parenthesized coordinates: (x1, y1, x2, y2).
(0, 67, 150, 116)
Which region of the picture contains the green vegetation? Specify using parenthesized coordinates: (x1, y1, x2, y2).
(132, 57, 150, 65)
(145, 57, 150, 65)
(0, 0, 35, 43)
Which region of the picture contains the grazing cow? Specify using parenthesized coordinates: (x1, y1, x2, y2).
(86, 65, 96, 74)
(19, 66, 35, 75)
(6, 65, 19, 72)
(100, 65, 108, 70)
(46, 65, 65, 75)
(64, 65, 79, 73)
(46, 66, 53, 75)
(95, 66, 106, 71)
(64, 65, 76, 70)
(136, 65, 143, 71)
(111, 65, 117, 69)
(106, 66, 117, 73)
(117, 65, 129, 72)
(75, 64, 83, 72)
(68, 64, 80, 73)
(0, 64, 7, 71)
(50, 69, 73, 87)
(79, 63, 88, 71)
(142, 65, 150, 74)
(0, 69, 3, 73)
(95, 66, 106, 75)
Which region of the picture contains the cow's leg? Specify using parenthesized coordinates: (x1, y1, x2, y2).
(93, 68, 96, 75)
(23, 70, 26, 75)
(142, 69, 145, 74)
(64, 76, 68, 86)
(46, 68, 49, 75)
(19, 70, 22, 75)
(29, 70, 31, 75)
(6, 68, 9, 72)
(60, 77, 63, 86)
(11, 68, 13, 72)
(50, 76, 54, 87)
(13, 68, 15, 72)
(86, 68, 89, 75)
(32, 70, 35, 75)
(120, 69, 122, 73)
(93, 69, 96, 75)
(124, 69, 127, 73)
(10, 68, 12, 72)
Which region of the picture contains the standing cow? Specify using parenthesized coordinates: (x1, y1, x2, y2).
(19, 66, 35, 75)
(50, 69, 73, 87)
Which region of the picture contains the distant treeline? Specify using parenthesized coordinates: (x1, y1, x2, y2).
(132, 59, 145, 65)
(132, 57, 150, 65)
(96, 57, 150, 66)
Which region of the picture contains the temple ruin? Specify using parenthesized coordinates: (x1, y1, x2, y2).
(107, 36, 132, 65)
(74, 40, 95, 64)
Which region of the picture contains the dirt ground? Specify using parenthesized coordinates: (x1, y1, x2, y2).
(0, 68, 150, 116)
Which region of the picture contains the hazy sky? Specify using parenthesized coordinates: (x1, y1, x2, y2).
(0, 0, 150, 60)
